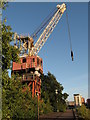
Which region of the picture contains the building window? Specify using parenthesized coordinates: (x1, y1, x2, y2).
(39, 88, 40, 92)
(21, 65, 23, 69)
(33, 58, 35, 62)
(23, 58, 26, 63)
(77, 97, 79, 106)
(31, 75, 33, 79)
(41, 60, 42, 66)
(37, 58, 39, 65)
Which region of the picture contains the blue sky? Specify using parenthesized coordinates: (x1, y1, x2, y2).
(3, 2, 88, 101)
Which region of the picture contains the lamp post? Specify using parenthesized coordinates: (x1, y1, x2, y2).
(55, 89, 59, 112)
(35, 67, 41, 120)
(37, 92, 39, 120)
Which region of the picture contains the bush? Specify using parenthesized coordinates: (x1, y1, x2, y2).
(58, 103, 67, 112)
(2, 72, 53, 119)
(77, 105, 90, 119)
(39, 99, 53, 115)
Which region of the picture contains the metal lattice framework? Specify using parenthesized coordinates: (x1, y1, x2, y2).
(14, 3, 66, 57)
(30, 3, 66, 56)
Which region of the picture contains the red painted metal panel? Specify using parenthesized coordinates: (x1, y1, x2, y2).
(12, 62, 21, 70)
(12, 56, 43, 73)
(12, 56, 42, 100)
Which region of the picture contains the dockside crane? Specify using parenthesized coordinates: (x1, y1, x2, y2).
(12, 3, 73, 99)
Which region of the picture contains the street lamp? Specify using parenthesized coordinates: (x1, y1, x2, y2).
(35, 67, 41, 120)
(37, 92, 39, 120)
(55, 89, 58, 95)
(55, 89, 59, 112)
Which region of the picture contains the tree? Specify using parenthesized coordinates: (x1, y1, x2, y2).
(2, 71, 38, 119)
(0, 2, 9, 119)
(2, 20, 19, 71)
(2, 71, 53, 119)
(0, 1, 8, 10)
(77, 105, 90, 119)
(41, 72, 69, 112)
(63, 93, 69, 100)
(0, 0, 19, 71)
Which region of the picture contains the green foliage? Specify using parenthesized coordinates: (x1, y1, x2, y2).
(39, 99, 53, 115)
(1, 2, 19, 71)
(41, 72, 69, 112)
(2, 70, 67, 119)
(77, 105, 90, 119)
(0, 1, 8, 9)
(2, 21, 20, 70)
(58, 103, 67, 112)
(2, 71, 53, 119)
(2, 71, 36, 119)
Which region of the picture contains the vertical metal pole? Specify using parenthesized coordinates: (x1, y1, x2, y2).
(37, 93, 39, 120)
(55, 89, 58, 112)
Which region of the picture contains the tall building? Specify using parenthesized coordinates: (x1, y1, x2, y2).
(74, 94, 82, 107)
(87, 99, 90, 108)
(81, 97, 85, 104)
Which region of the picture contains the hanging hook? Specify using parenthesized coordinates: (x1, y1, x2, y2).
(66, 7, 74, 61)
(71, 50, 74, 61)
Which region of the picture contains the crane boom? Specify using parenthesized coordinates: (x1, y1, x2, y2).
(13, 3, 66, 57)
(30, 3, 66, 56)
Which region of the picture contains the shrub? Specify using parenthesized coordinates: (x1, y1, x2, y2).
(58, 103, 67, 112)
(77, 105, 90, 119)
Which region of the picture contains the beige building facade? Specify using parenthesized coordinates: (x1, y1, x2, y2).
(74, 94, 82, 107)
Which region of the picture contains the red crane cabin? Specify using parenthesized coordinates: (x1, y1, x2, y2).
(12, 55, 43, 100)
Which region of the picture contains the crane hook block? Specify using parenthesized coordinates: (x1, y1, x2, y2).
(71, 50, 74, 61)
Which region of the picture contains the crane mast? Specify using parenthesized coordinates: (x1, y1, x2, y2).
(30, 3, 66, 56)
